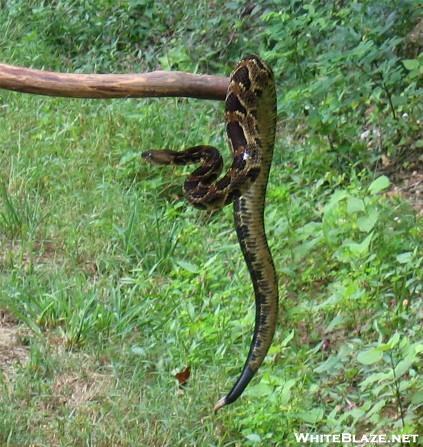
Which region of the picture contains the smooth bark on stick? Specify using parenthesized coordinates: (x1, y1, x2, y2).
(0, 63, 229, 101)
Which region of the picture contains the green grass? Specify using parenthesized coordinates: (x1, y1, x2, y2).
(1, 2, 422, 446)
(1, 87, 422, 446)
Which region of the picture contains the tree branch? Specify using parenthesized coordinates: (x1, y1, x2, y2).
(0, 63, 229, 101)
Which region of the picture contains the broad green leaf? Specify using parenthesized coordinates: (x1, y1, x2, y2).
(368, 176, 390, 194)
(357, 347, 383, 365)
(280, 387, 292, 406)
(396, 252, 413, 264)
(392, 95, 407, 107)
(325, 313, 345, 333)
(359, 372, 392, 390)
(296, 221, 322, 239)
(280, 378, 297, 405)
(402, 59, 419, 70)
(314, 355, 339, 373)
(411, 390, 423, 405)
(357, 210, 379, 233)
(394, 355, 415, 378)
(348, 407, 366, 422)
(373, 381, 390, 398)
(413, 343, 423, 354)
(324, 190, 348, 214)
(347, 196, 365, 214)
(176, 260, 199, 273)
(119, 151, 139, 164)
(366, 399, 386, 418)
(245, 382, 273, 397)
(245, 434, 261, 443)
(293, 237, 321, 261)
(297, 408, 324, 424)
(344, 232, 373, 256)
(387, 332, 401, 349)
(399, 380, 412, 392)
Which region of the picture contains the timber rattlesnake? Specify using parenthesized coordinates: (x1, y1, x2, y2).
(142, 55, 278, 411)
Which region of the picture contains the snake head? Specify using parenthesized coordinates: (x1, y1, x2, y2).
(141, 150, 175, 165)
(141, 151, 154, 162)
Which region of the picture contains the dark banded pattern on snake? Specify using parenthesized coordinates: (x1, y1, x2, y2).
(142, 55, 278, 411)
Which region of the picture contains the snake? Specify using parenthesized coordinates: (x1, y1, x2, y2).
(142, 55, 278, 412)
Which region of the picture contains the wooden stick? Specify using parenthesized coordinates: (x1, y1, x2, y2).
(0, 63, 229, 101)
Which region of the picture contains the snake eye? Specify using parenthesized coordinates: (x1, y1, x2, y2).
(253, 88, 262, 98)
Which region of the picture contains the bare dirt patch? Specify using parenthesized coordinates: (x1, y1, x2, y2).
(390, 168, 423, 216)
(0, 239, 64, 270)
(50, 370, 112, 410)
(0, 309, 29, 378)
(382, 154, 423, 216)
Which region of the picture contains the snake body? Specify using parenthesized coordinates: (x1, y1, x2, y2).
(142, 55, 278, 411)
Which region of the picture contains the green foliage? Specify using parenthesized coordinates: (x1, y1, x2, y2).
(263, 0, 422, 165)
(0, 0, 270, 72)
(0, 1, 422, 446)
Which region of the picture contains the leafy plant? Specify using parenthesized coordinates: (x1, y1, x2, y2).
(263, 0, 422, 166)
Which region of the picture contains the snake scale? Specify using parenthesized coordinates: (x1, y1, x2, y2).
(142, 55, 278, 411)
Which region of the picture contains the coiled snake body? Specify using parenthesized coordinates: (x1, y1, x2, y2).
(142, 55, 278, 411)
